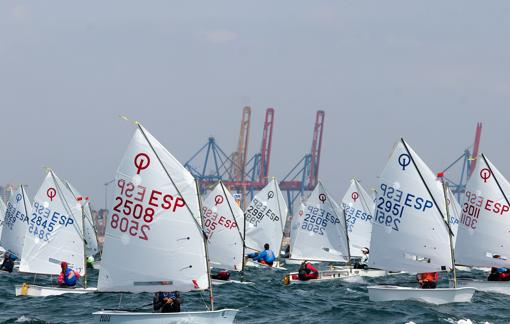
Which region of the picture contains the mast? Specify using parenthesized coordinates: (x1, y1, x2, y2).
(342, 208, 352, 273)
(20, 185, 30, 258)
(273, 178, 286, 266)
(441, 177, 457, 288)
(81, 201, 87, 288)
(195, 180, 214, 311)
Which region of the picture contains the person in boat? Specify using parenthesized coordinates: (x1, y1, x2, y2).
(58, 261, 81, 287)
(487, 255, 510, 281)
(211, 270, 230, 281)
(0, 252, 16, 273)
(282, 245, 291, 259)
(247, 243, 275, 267)
(417, 272, 439, 289)
(86, 255, 95, 268)
(298, 260, 319, 281)
(354, 247, 369, 269)
(153, 291, 183, 313)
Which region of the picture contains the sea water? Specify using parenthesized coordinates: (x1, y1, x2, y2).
(0, 265, 506, 323)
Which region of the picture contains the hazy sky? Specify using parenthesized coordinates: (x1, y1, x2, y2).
(1, 1, 509, 210)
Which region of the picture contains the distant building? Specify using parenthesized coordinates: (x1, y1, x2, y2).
(0, 184, 19, 203)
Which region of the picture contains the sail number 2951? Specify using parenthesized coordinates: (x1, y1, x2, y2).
(375, 183, 434, 231)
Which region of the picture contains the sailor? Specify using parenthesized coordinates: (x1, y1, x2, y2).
(247, 243, 275, 267)
(0, 252, 16, 273)
(354, 247, 369, 269)
(58, 262, 81, 287)
(417, 272, 438, 289)
(298, 260, 319, 281)
(153, 291, 183, 313)
(211, 270, 231, 281)
(487, 255, 510, 281)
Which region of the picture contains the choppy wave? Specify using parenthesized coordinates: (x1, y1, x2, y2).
(0, 266, 506, 323)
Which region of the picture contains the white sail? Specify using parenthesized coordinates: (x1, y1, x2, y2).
(369, 139, 452, 273)
(0, 198, 7, 245)
(97, 125, 209, 293)
(341, 179, 374, 256)
(19, 170, 85, 275)
(291, 181, 349, 262)
(66, 182, 99, 256)
(0, 186, 31, 257)
(455, 155, 510, 268)
(244, 179, 288, 255)
(202, 181, 244, 271)
(290, 201, 306, 249)
(446, 186, 461, 246)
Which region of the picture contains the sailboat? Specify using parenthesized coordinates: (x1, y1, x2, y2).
(455, 154, 510, 295)
(283, 181, 359, 285)
(367, 138, 475, 304)
(0, 185, 31, 263)
(16, 169, 97, 296)
(66, 182, 100, 259)
(244, 178, 288, 270)
(333, 178, 388, 278)
(92, 123, 238, 323)
(202, 181, 251, 285)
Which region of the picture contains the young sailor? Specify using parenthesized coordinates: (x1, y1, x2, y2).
(0, 252, 16, 273)
(298, 261, 319, 281)
(354, 247, 369, 269)
(417, 272, 439, 289)
(211, 270, 231, 281)
(247, 243, 275, 267)
(58, 262, 81, 287)
(487, 255, 510, 281)
(153, 291, 183, 313)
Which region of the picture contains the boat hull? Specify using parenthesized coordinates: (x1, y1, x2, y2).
(245, 260, 286, 271)
(15, 284, 97, 297)
(284, 269, 359, 285)
(333, 266, 389, 278)
(282, 259, 319, 266)
(93, 309, 238, 324)
(212, 279, 253, 286)
(368, 285, 475, 304)
(457, 279, 510, 295)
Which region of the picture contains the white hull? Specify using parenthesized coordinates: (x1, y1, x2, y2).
(368, 285, 475, 304)
(245, 260, 286, 271)
(284, 269, 359, 285)
(93, 309, 238, 324)
(282, 259, 319, 266)
(456, 266, 491, 272)
(15, 284, 97, 297)
(332, 266, 389, 278)
(212, 279, 253, 286)
(457, 279, 510, 295)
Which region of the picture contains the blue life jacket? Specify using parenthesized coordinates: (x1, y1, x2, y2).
(255, 249, 275, 263)
(63, 268, 78, 286)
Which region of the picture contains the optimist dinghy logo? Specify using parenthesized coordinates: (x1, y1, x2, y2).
(398, 153, 411, 170)
(214, 195, 224, 206)
(318, 193, 327, 203)
(46, 188, 56, 201)
(267, 191, 275, 199)
(16, 194, 22, 202)
(480, 168, 491, 183)
(134, 153, 150, 174)
(351, 192, 359, 202)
